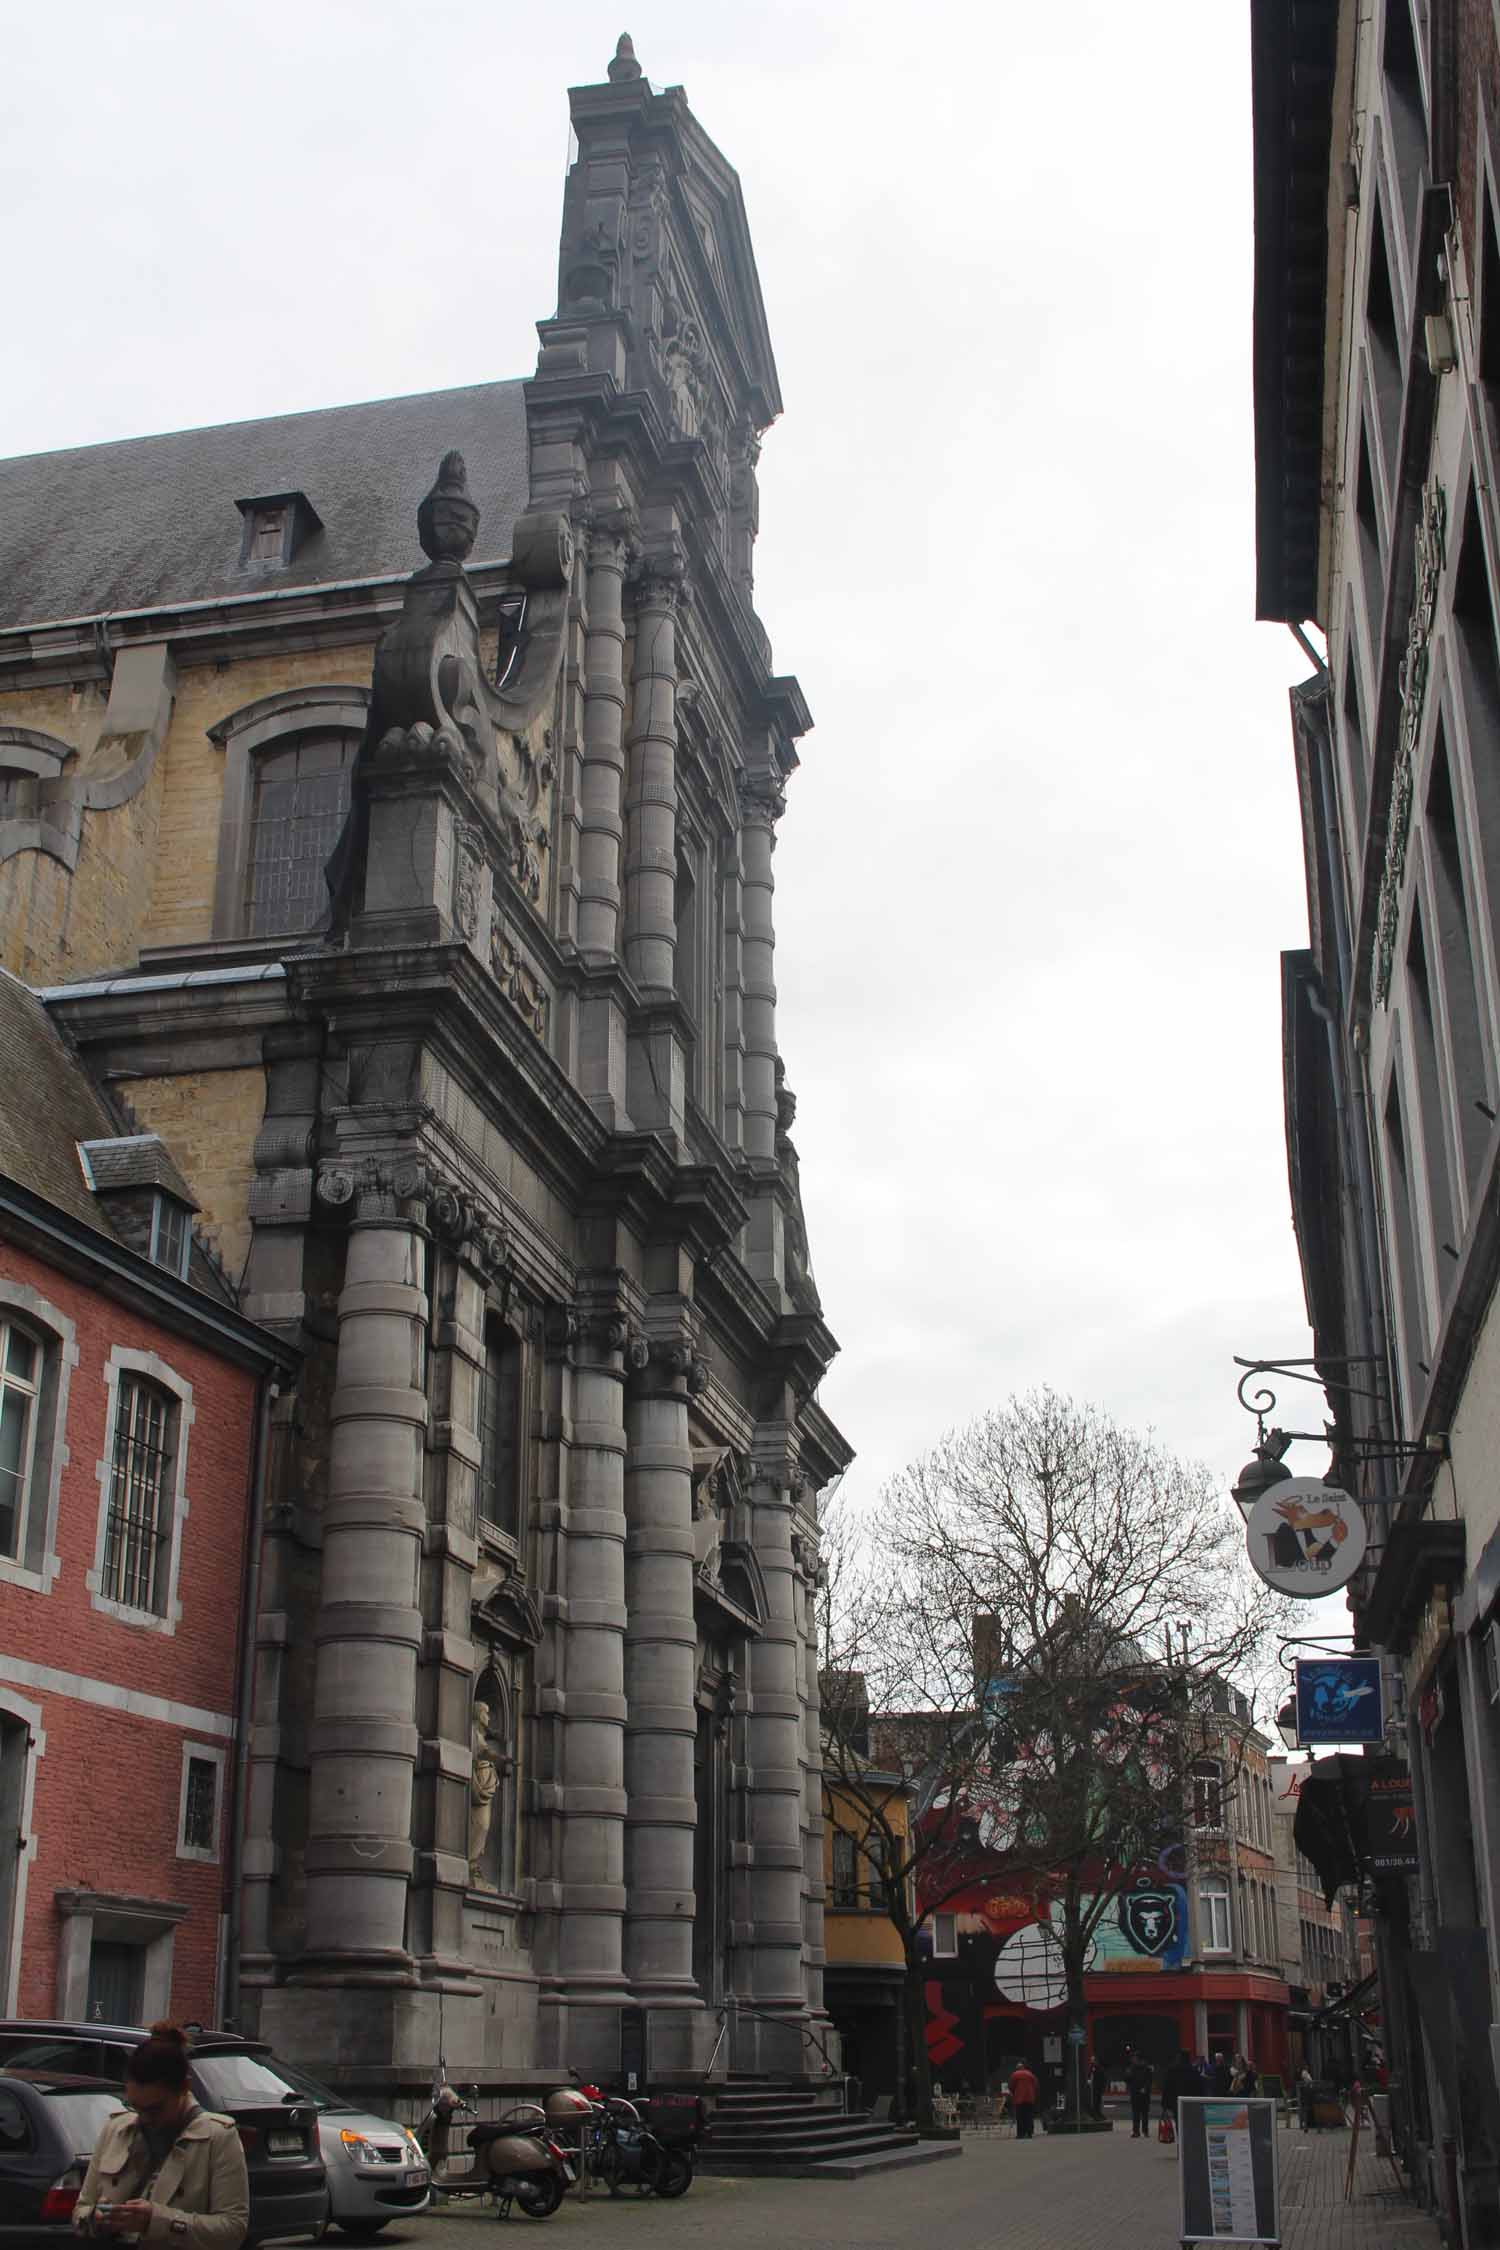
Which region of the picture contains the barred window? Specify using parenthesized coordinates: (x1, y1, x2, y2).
(103, 1377, 175, 1614)
(0, 1321, 40, 1564)
(244, 732, 355, 938)
(183, 1759, 218, 1852)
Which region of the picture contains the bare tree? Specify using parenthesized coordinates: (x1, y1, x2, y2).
(820, 1390, 1287, 2127)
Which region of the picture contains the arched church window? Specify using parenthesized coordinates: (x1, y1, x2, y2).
(478, 1319, 522, 1545)
(244, 731, 357, 938)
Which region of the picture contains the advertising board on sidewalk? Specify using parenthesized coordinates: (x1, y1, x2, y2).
(1177, 2096, 1279, 2245)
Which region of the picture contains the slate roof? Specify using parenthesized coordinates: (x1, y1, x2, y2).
(79, 1134, 198, 1208)
(0, 378, 530, 631)
(0, 969, 123, 1234)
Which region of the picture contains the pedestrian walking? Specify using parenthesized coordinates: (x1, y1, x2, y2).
(1298, 2065, 1314, 2131)
(1008, 2060, 1040, 2141)
(1231, 2054, 1258, 2096)
(75, 2022, 249, 2249)
(1162, 2049, 1200, 2140)
(1089, 2055, 1107, 2122)
(1211, 2054, 1233, 2095)
(1124, 2049, 1154, 2139)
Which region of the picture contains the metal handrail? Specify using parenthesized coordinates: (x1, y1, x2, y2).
(705, 2004, 842, 2094)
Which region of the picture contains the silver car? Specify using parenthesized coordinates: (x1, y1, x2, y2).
(271, 2064, 431, 2239)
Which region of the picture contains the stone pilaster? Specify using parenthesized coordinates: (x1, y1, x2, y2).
(623, 570, 685, 1136)
(622, 1333, 703, 2060)
(297, 1159, 430, 1977)
(736, 1434, 812, 2072)
(795, 1495, 831, 2026)
(537, 1292, 633, 2070)
(737, 774, 782, 1163)
(575, 525, 633, 1126)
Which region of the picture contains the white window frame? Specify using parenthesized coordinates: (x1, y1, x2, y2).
(176, 1741, 226, 1864)
(148, 1196, 191, 1280)
(0, 1285, 75, 1596)
(931, 1910, 958, 1958)
(89, 1348, 194, 1636)
(1199, 1877, 1232, 1955)
(0, 1690, 43, 2016)
(1192, 1758, 1225, 1832)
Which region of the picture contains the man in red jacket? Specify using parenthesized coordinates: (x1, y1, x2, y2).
(1008, 2060, 1040, 2140)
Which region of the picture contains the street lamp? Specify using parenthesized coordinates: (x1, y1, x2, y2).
(1230, 1427, 1293, 1524)
(1274, 1699, 1299, 1752)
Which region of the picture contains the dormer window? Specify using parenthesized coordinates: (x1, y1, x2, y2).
(236, 491, 321, 572)
(149, 1195, 191, 1279)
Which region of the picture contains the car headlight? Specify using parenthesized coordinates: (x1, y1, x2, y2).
(338, 2131, 388, 2166)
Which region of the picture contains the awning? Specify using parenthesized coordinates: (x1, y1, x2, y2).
(1308, 1969, 1377, 2025)
(1293, 1755, 1369, 1904)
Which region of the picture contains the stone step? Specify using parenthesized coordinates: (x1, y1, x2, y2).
(703, 2125, 919, 2159)
(700, 2139, 963, 2181)
(708, 2100, 853, 2126)
(707, 2111, 882, 2144)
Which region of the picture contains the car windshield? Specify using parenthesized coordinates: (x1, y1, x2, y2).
(190, 2053, 311, 2108)
(258, 2061, 357, 2113)
(40, 2091, 127, 2152)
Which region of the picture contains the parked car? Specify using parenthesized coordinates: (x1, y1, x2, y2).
(245, 2061, 430, 2238)
(0, 2026, 326, 2244)
(0, 2070, 126, 2247)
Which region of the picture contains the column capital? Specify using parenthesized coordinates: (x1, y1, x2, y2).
(736, 770, 786, 826)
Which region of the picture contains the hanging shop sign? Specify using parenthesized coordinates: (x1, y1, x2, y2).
(1244, 1478, 1367, 1597)
(1294, 1657, 1384, 1745)
(1364, 1756, 1421, 1875)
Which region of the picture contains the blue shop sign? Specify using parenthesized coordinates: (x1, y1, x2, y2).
(1294, 1656, 1384, 1745)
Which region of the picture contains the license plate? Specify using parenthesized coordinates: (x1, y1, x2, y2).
(405, 2169, 427, 2187)
(268, 2132, 304, 2155)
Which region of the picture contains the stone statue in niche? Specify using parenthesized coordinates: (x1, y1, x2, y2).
(468, 1697, 501, 1887)
(775, 1060, 822, 1314)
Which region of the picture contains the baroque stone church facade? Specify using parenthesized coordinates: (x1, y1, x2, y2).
(0, 37, 848, 2093)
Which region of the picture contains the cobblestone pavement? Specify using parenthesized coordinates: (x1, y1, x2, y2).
(377, 2120, 1441, 2250)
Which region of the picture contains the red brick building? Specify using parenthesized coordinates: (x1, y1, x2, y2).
(0, 970, 290, 2026)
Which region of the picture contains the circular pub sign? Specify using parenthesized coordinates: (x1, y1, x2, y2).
(1244, 1477, 1367, 1597)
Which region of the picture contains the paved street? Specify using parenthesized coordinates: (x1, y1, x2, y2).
(380, 2121, 1439, 2250)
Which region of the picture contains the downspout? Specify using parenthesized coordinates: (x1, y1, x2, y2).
(223, 1366, 279, 2029)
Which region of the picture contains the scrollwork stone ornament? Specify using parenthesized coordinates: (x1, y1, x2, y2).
(453, 825, 485, 941)
(1374, 478, 1446, 1005)
(315, 1165, 356, 1210)
(736, 770, 786, 826)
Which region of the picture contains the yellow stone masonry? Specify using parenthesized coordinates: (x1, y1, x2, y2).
(0, 645, 372, 982)
(143, 646, 372, 951)
(122, 1066, 267, 1282)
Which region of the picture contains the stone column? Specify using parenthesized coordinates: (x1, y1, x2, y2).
(298, 1160, 429, 1973)
(577, 529, 630, 959)
(742, 1448, 808, 2050)
(737, 776, 781, 1164)
(622, 1339, 702, 2055)
(622, 571, 681, 995)
(544, 1300, 633, 2064)
(796, 1508, 830, 2024)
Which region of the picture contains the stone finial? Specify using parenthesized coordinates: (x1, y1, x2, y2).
(608, 31, 643, 82)
(418, 450, 480, 565)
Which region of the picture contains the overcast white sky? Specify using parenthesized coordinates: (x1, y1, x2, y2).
(5, 1, 1348, 1595)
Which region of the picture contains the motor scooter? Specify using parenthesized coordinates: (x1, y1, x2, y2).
(417, 2087, 573, 2218)
(588, 2096, 694, 2199)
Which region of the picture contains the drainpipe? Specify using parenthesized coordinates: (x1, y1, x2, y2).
(222, 1368, 279, 2029)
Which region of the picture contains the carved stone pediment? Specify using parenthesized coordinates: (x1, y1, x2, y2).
(473, 1571, 542, 1649)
